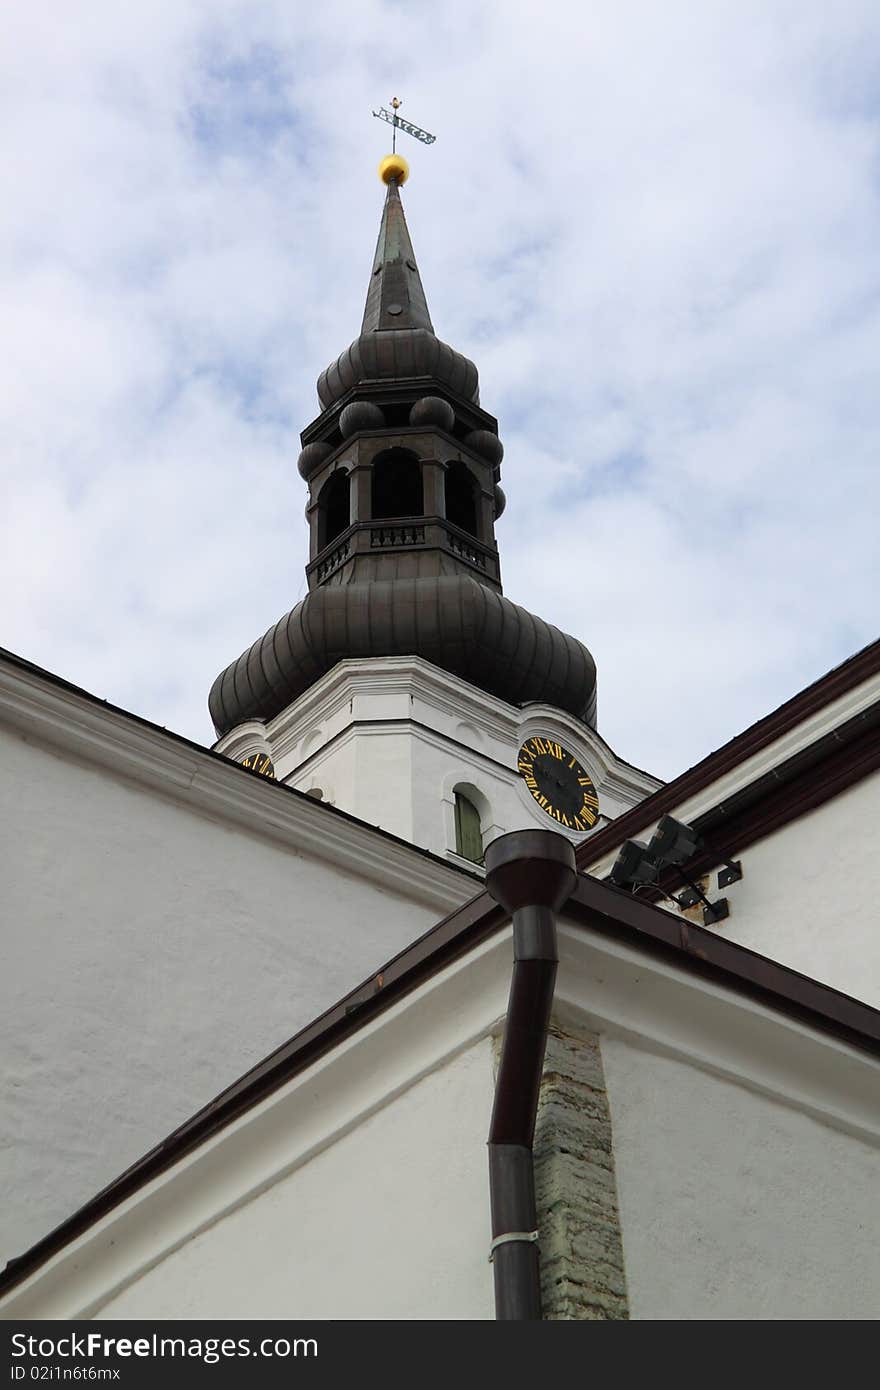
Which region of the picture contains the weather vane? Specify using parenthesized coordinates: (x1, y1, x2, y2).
(372, 97, 437, 154)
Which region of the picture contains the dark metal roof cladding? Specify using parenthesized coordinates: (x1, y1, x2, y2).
(317, 179, 480, 409)
(317, 328, 479, 409)
(209, 577, 598, 736)
(361, 179, 433, 334)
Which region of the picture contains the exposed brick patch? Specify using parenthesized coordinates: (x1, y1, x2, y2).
(533, 1024, 629, 1320)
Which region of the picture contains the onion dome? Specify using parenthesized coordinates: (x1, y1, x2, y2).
(209, 576, 597, 737)
(316, 178, 480, 409)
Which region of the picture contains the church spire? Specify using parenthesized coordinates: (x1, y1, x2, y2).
(361, 174, 434, 335)
(209, 161, 598, 741)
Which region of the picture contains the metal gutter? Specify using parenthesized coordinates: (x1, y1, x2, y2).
(484, 830, 577, 1320)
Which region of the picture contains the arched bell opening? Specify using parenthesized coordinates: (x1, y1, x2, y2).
(317, 470, 351, 550)
(372, 448, 424, 520)
(444, 460, 480, 539)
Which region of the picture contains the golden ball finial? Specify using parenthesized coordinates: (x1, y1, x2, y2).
(379, 153, 409, 185)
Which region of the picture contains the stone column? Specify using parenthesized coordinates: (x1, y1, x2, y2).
(422, 458, 447, 519)
(350, 462, 373, 523)
(478, 487, 496, 545)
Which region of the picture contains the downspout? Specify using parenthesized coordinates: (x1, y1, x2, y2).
(484, 829, 578, 1320)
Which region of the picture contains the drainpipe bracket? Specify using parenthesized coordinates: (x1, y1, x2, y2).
(488, 1230, 539, 1262)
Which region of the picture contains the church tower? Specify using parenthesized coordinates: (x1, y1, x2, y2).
(210, 159, 658, 864)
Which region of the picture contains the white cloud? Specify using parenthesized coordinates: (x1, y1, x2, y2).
(1, 0, 878, 778)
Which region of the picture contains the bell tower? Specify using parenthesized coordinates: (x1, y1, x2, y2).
(301, 168, 505, 603)
(210, 160, 658, 863)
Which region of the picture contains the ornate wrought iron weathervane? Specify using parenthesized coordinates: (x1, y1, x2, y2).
(372, 96, 437, 153)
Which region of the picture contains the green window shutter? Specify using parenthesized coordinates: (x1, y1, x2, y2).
(454, 793, 483, 864)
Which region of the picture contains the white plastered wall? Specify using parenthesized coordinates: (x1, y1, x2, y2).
(96, 1039, 497, 1321)
(0, 712, 473, 1269)
(0, 933, 513, 1323)
(698, 773, 880, 1006)
(601, 1034, 880, 1320)
(4, 918, 878, 1322)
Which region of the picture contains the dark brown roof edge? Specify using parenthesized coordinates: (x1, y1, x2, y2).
(567, 877, 880, 1052)
(577, 636, 880, 869)
(628, 698, 880, 915)
(2, 865, 879, 1299)
(670, 702, 880, 882)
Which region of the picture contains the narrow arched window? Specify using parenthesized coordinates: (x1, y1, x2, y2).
(454, 791, 483, 864)
(372, 449, 423, 520)
(445, 461, 480, 538)
(318, 470, 351, 550)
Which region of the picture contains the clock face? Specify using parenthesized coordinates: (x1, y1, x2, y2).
(517, 737, 599, 832)
(241, 752, 276, 779)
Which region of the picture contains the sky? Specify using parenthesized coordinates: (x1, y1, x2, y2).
(1, 0, 878, 780)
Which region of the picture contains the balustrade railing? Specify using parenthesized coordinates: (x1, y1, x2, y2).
(309, 517, 497, 580)
(314, 537, 350, 581)
(444, 526, 487, 570)
(369, 523, 425, 548)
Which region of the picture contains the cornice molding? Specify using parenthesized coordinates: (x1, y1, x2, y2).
(219, 656, 661, 808)
(0, 659, 478, 913)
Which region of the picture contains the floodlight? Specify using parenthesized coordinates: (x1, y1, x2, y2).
(647, 815, 700, 867)
(609, 840, 659, 888)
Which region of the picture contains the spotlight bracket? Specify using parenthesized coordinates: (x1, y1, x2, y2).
(702, 896, 730, 926)
(718, 860, 743, 890)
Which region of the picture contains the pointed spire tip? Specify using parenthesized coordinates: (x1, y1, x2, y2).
(362, 156, 432, 335)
